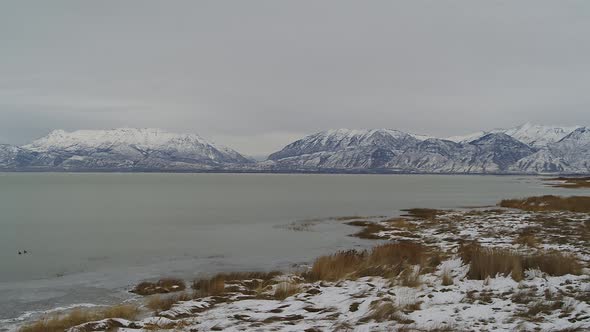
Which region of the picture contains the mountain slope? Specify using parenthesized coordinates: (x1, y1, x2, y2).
(447, 123, 580, 147)
(266, 129, 540, 173)
(19, 128, 252, 170)
(268, 129, 420, 169)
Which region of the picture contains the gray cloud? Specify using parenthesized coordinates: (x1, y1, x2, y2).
(1, 1, 589, 155)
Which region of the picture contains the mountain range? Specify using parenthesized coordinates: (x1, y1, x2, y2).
(0, 123, 588, 174)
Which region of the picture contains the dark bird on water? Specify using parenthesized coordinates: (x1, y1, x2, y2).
(18, 251, 22, 255)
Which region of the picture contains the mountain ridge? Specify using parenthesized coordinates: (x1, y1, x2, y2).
(0, 124, 588, 174)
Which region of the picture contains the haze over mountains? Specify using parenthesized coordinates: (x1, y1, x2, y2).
(1, 123, 588, 174)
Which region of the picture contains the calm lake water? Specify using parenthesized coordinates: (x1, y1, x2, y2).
(0, 173, 586, 328)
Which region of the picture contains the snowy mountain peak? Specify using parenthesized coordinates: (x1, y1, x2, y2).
(446, 123, 581, 147)
(22, 128, 251, 168)
(267, 128, 419, 161)
(26, 128, 215, 151)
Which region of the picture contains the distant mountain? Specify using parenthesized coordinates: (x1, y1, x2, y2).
(267, 129, 421, 169)
(3, 128, 252, 171)
(515, 127, 590, 173)
(447, 123, 581, 147)
(0, 124, 588, 174)
(267, 130, 541, 173)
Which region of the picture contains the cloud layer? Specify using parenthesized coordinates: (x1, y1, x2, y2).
(1, 1, 589, 155)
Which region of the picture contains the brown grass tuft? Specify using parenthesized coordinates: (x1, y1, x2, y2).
(546, 177, 590, 189)
(441, 268, 454, 286)
(459, 242, 582, 281)
(348, 221, 388, 239)
(192, 275, 226, 297)
(398, 265, 422, 287)
(401, 208, 443, 220)
(500, 195, 590, 213)
(19, 304, 139, 332)
(306, 242, 431, 282)
(146, 292, 192, 313)
(273, 282, 301, 300)
(131, 278, 186, 296)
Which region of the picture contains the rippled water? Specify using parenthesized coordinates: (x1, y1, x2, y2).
(0, 173, 584, 328)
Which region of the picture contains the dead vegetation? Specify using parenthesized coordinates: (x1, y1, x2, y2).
(273, 282, 301, 300)
(441, 268, 454, 286)
(191, 271, 282, 298)
(146, 292, 192, 313)
(19, 304, 139, 332)
(360, 301, 402, 323)
(131, 278, 186, 296)
(347, 221, 388, 239)
(500, 195, 590, 213)
(192, 275, 227, 297)
(459, 242, 582, 281)
(546, 177, 590, 189)
(306, 242, 432, 282)
(401, 208, 444, 220)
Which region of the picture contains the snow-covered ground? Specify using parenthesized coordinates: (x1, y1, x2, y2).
(18, 205, 590, 332)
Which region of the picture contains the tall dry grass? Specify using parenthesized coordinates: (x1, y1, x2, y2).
(273, 282, 301, 300)
(459, 242, 582, 281)
(306, 242, 431, 282)
(131, 277, 186, 296)
(146, 292, 192, 313)
(19, 304, 139, 332)
(192, 275, 226, 297)
(500, 195, 590, 213)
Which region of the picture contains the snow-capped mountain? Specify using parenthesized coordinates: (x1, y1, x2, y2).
(447, 123, 581, 147)
(0, 144, 21, 168)
(267, 129, 421, 169)
(0, 124, 588, 173)
(267, 125, 589, 174)
(7, 128, 252, 170)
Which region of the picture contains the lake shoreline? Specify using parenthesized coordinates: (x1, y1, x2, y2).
(15, 195, 590, 332)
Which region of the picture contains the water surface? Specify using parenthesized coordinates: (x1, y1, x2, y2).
(0, 173, 585, 328)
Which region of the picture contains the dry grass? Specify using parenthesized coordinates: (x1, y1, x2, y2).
(513, 227, 540, 248)
(401, 208, 443, 220)
(360, 302, 400, 323)
(146, 292, 192, 313)
(306, 242, 431, 282)
(131, 278, 186, 296)
(398, 265, 422, 287)
(441, 268, 453, 286)
(273, 282, 301, 300)
(500, 195, 590, 213)
(192, 275, 226, 297)
(347, 221, 388, 239)
(19, 304, 139, 332)
(547, 177, 590, 189)
(191, 271, 281, 298)
(460, 242, 582, 281)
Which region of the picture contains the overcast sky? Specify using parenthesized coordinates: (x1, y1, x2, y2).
(1, 1, 589, 155)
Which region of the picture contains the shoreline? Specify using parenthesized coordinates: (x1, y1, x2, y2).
(15, 195, 590, 332)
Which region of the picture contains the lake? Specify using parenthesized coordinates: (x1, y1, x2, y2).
(0, 173, 585, 329)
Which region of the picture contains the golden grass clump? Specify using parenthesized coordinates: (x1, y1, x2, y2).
(459, 242, 582, 281)
(131, 277, 186, 296)
(273, 282, 301, 300)
(398, 265, 422, 287)
(192, 275, 226, 297)
(146, 292, 192, 313)
(441, 268, 454, 286)
(306, 242, 431, 282)
(19, 304, 139, 332)
(499, 195, 590, 213)
(360, 302, 400, 322)
(401, 208, 443, 220)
